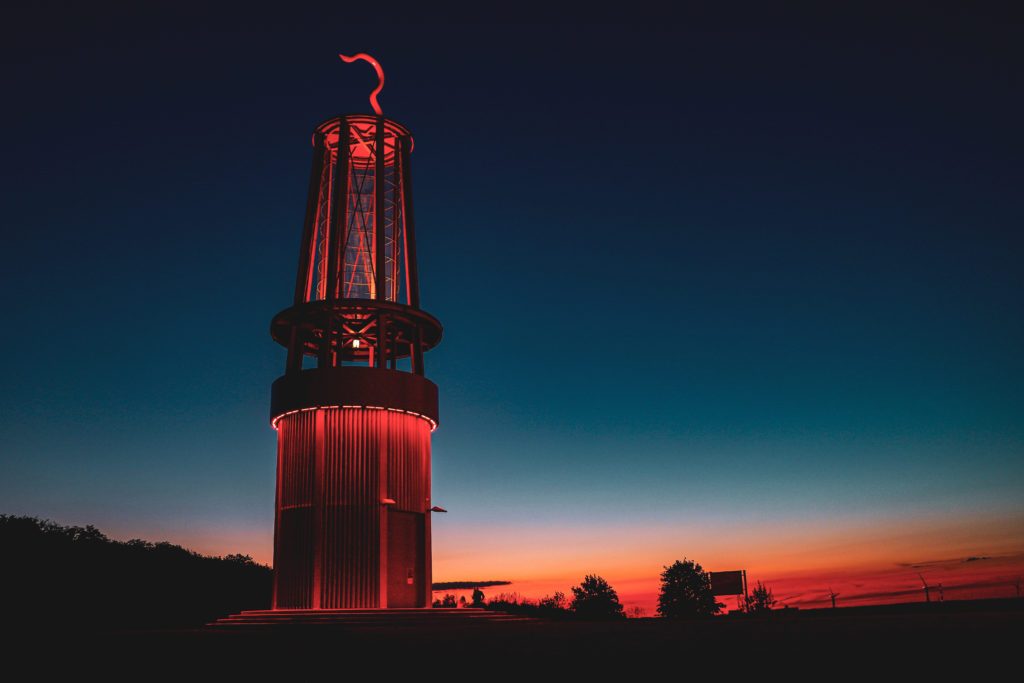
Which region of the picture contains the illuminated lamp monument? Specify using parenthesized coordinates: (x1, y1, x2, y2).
(268, 54, 442, 609)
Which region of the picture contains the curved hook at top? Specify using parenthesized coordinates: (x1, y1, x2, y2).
(339, 53, 384, 116)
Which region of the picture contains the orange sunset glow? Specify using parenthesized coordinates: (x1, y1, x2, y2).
(120, 507, 1024, 616)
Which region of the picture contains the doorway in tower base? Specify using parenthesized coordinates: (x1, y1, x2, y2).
(387, 509, 425, 607)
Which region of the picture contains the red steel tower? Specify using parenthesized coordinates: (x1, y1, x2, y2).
(268, 55, 441, 609)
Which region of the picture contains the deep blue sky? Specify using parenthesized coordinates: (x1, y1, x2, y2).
(2, 5, 1021, 586)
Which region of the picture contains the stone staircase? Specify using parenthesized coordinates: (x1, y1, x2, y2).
(207, 607, 535, 629)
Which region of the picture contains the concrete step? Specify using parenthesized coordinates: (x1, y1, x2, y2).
(206, 608, 537, 629)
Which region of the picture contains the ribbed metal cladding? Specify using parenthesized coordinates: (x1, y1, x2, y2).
(321, 408, 381, 608)
(272, 409, 316, 608)
(271, 406, 432, 609)
(387, 409, 431, 512)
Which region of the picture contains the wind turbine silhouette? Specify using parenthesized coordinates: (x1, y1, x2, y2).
(918, 574, 932, 603)
(828, 587, 839, 609)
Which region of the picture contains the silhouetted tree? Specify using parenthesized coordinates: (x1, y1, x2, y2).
(657, 558, 722, 618)
(742, 581, 776, 614)
(570, 574, 625, 620)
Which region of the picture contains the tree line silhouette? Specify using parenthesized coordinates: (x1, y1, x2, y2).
(2, 514, 778, 627)
(0, 515, 272, 629)
(435, 558, 776, 620)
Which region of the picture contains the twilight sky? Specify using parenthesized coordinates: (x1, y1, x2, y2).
(2, 5, 1022, 612)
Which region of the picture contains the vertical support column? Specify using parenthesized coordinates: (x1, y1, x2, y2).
(374, 116, 386, 302)
(318, 311, 332, 369)
(311, 409, 326, 609)
(286, 328, 303, 374)
(288, 132, 326, 375)
(320, 118, 351, 369)
(293, 132, 326, 306)
(398, 135, 420, 309)
(326, 118, 349, 302)
(423, 444, 432, 608)
(271, 428, 285, 609)
(376, 313, 387, 369)
(378, 411, 389, 608)
(411, 325, 424, 376)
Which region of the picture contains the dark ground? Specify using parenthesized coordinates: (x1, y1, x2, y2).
(19, 598, 1023, 673)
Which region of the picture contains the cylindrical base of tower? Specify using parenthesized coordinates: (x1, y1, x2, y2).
(272, 406, 432, 609)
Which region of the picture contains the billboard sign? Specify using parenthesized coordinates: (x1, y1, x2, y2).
(710, 570, 746, 596)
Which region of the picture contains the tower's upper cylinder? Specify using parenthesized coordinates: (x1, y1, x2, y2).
(298, 115, 416, 306)
(270, 112, 440, 388)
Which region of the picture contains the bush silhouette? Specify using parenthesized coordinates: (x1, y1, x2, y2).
(742, 581, 776, 614)
(432, 593, 457, 608)
(570, 574, 625, 620)
(538, 591, 567, 612)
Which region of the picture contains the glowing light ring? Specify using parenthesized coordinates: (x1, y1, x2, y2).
(339, 53, 385, 116)
(272, 404, 437, 432)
